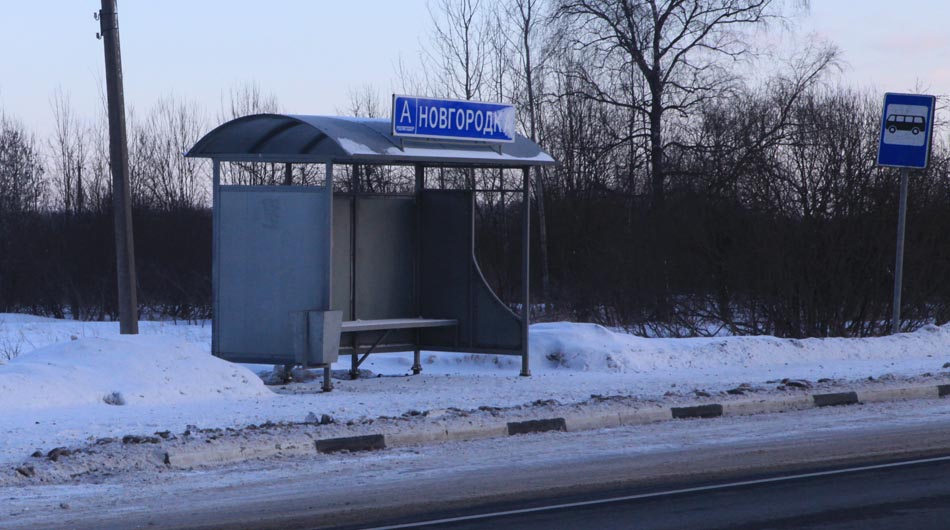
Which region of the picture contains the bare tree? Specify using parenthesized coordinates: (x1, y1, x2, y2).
(125, 107, 155, 209)
(218, 81, 285, 186)
(424, 0, 499, 192)
(138, 96, 209, 211)
(556, 0, 793, 210)
(338, 85, 413, 193)
(393, 55, 428, 97)
(425, 0, 490, 100)
(85, 107, 114, 213)
(0, 112, 46, 215)
(342, 84, 385, 119)
(49, 90, 89, 215)
(219, 81, 280, 122)
(508, 0, 553, 295)
(0, 111, 47, 316)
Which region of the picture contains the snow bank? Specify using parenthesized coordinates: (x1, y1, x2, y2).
(2, 313, 950, 464)
(0, 314, 61, 324)
(528, 322, 950, 373)
(0, 336, 271, 412)
(0, 313, 212, 354)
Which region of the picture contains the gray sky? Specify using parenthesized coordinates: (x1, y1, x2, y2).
(803, 1, 950, 94)
(1, 1, 948, 138)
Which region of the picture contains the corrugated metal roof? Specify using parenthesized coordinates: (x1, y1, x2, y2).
(186, 114, 556, 167)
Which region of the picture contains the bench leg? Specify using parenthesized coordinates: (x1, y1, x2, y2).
(322, 365, 333, 392)
(350, 352, 360, 380)
(349, 330, 390, 380)
(412, 348, 422, 375)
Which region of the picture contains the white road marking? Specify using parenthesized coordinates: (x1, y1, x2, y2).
(364, 454, 950, 529)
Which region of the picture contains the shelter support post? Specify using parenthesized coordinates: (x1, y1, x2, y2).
(349, 165, 358, 324)
(326, 162, 335, 384)
(413, 165, 425, 375)
(412, 333, 422, 375)
(521, 167, 531, 377)
(211, 159, 220, 357)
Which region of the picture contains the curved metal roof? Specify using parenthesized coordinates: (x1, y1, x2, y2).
(186, 114, 555, 167)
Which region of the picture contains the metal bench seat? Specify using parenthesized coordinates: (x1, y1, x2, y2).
(341, 318, 458, 382)
(341, 318, 458, 333)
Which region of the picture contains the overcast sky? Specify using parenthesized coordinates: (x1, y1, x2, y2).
(1, 1, 948, 138)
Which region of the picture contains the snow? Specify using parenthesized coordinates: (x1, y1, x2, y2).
(1, 313, 949, 466)
(0, 336, 270, 412)
(335, 136, 375, 155)
(5, 398, 950, 529)
(529, 321, 950, 374)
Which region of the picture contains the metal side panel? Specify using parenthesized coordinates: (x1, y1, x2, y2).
(472, 261, 523, 352)
(331, 195, 353, 320)
(418, 190, 473, 349)
(216, 186, 330, 363)
(352, 196, 416, 347)
(418, 189, 523, 353)
(355, 196, 416, 320)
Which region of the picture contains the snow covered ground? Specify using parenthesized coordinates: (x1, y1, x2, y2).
(2, 314, 950, 466)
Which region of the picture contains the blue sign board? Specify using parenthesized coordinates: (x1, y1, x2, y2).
(392, 95, 517, 144)
(877, 92, 936, 169)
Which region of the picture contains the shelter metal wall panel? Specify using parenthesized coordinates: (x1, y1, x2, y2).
(419, 191, 472, 348)
(472, 265, 522, 351)
(216, 186, 330, 363)
(331, 196, 353, 320)
(333, 195, 417, 351)
(419, 190, 523, 353)
(355, 197, 416, 320)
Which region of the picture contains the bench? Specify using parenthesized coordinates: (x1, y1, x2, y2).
(341, 318, 458, 333)
(341, 318, 458, 380)
(296, 313, 457, 392)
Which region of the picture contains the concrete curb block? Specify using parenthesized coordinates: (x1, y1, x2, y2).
(385, 424, 449, 448)
(444, 423, 509, 442)
(620, 406, 671, 426)
(672, 404, 723, 419)
(163, 383, 950, 469)
(858, 386, 938, 403)
(564, 411, 622, 432)
(722, 395, 813, 416)
(508, 418, 567, 436)
(813, 392, 859, 407)
(315, 434, 386, 454)
(165, 446, 247, 470)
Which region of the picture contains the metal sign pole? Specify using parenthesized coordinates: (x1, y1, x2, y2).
(877, 93, 934, 335)
(521, 166, 531, 377)
(892, 167, 909, 334)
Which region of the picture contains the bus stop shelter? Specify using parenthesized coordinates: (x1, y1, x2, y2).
(186, 114, 555, 391)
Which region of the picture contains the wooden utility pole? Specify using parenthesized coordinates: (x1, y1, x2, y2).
(98, 0, 138, 334)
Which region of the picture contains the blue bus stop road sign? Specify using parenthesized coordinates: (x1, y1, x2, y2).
(392, 95, 516, 144)
(877, 92, 936, 169)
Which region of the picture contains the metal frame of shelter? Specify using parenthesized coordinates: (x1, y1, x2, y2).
(186, 114, 555, 390)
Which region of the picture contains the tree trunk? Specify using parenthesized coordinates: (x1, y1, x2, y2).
(649, 100, 665, 212)
(648, 87, 669, 322)
(522, 4, 550, 298)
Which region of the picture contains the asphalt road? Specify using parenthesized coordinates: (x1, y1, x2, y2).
(362, 456, 950, 529)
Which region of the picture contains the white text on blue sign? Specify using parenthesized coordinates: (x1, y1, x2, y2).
(392, 95, 517, 143)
